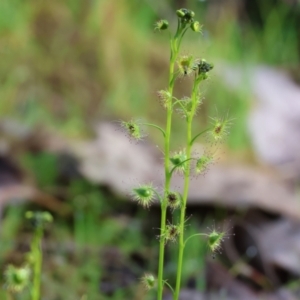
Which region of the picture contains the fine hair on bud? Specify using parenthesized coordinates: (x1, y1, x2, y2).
(170, 149, 188, 174)
(4, 264, 31, 293)
(191, 21, 202, 33)
(177, 54, 194, 77)
(197, 59, 214, 75)
(166, 191, 181, 210)
(132, 184, 156, 208)
(207, 221, 233, 258)
(141, 273, 156, 290)
(121, 120, 144, 141)
(208, 116, 232, 142)
(195, 153, 213, 175)
(154, 19, 169, 31)
(163, 223, 181, 244)
(157, 89, 172, 109)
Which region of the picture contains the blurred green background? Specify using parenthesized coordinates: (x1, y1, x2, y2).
(0, 0, 299, 299)
(1, 0, 298, 146)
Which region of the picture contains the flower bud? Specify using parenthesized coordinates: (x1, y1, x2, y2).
(157, 89, 171, 108)
(166, 191, 181, 210)
(176, 8, 187, 18)
(206, 221, 234, 258)
(154, 19, 169, 31)
(195, 154, 213, 174)
(191, 21, 202, 33)
(170, 150, 188, 173)
(176, 8, 195, 21)
(197, 59, 214, 75)
(141, 273, 156, 290)
(121, 120, 143, 140)
(209, 116, 232, 141)
(25, 211, 53, 229)
(208, 230, 225, 254)
(164, 223, 180, 243)
(4, 265, 31, 293)
(132, 184, 155, 208)
(177, 54, 194, 76)
(189, 10, 195, 18)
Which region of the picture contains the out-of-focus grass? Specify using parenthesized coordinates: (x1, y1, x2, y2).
(1, 0, 298, 150)
(0, 0, 153, 137)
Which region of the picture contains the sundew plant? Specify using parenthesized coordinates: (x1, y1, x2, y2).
(122, 8, 231, 300)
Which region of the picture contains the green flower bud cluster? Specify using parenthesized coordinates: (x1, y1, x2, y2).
(25, 211, 53, 229)
(191, 59, 214, 80)
(155, 8, 202, 35)
(176, 8, 195, 22)
(176, 8, 202, 33)
(197, 59, 214, 75)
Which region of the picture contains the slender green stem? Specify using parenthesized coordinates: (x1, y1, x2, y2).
(174, 78, 200, 300)
(157, 36, 179, 300)
(31, 227, 43, 300)
(184, 233, 208, 248)
(190, 128, 210, 146)
(163, 280, 175, 295)
(173, 118, 192, 300)
(169, 158, 194, 178)
(141, 123, 166, 137)
(172, 99, 186, 112)
(153, 189, 163, 203)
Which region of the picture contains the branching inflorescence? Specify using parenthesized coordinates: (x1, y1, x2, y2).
(121, 8, 232, 300)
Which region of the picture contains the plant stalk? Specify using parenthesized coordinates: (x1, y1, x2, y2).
(157, 37, 178, 300)
(174, 78, 199, 300)
(31, 227, 43, 300)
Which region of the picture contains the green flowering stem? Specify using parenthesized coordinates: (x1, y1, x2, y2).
(174, 76, 201, 300)
(157, 199, 168, 300)
(173, 118, 192, 300)
(25, 211, 52, 300)
(31, 226, 43, 300)
(157, 24, 183, 300)
(190, 128, 211, 146)
(140, 123, 166, 137)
